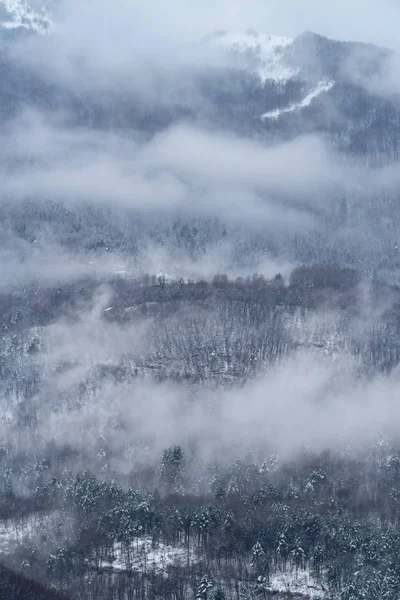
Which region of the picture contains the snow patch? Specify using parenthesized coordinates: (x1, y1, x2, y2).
(99, 537, 197, 575)
(213, 30, 297, 82)
(261, 79, 335, 119)
(0, 511, 70, 556)
(268, 568, 328, 598)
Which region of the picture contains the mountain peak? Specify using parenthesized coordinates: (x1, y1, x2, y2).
(210, 30, 296, 82)
(0, 0, 52, 33)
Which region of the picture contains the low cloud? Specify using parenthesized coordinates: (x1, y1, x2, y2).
(8, 337, 400, 467)
(0, 110, 339, 228)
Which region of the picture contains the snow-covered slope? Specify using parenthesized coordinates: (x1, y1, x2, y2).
(0, 0, 52, 32)
(212, 30, 297, 82)
(261, 79, 335, 119)
(211, 31, 338, 120)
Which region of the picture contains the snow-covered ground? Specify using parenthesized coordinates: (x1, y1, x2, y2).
(101, 541, 329, 597)
(0, 519, 29, 554)
(99, 537, 197, 574)
(0, 511, 74, 557)
(0, 517, 330, 597)
(0, 514, 43, 554)
(268, 568, 328, 599)
(261, 80, 335, 119)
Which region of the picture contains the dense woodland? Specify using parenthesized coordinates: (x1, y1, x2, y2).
(3, 424, 400, 599)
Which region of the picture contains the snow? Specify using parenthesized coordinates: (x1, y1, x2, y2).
(99, 537, 197, 575)
(0, 520, 29, 554)
(0, 511, 74, 558)
(98, 538, 328, 597)
(213, 30, 297, 82)
(268, 568, 328, 599)
(156, 269, 178, 282)
(0, 514, 49, 554)
(0, 517, 329, 597)
(0, 0, 52, 33)
(261, 79, 335, 119)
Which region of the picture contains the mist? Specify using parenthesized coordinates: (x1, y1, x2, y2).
(3, 3, 400, 597)
(1, 274, 399, 467)
(1, 102, 400, 290)
(29, 348, 400, 464)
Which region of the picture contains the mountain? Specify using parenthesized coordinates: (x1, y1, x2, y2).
(0, 18, 400, 283)
(0, 10, 398, 161)
(208, 29, 400, 159)
(211, 29, 391, 82)
(209, 31, 297, 82)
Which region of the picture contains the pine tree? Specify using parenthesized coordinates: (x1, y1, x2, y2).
(160, 445, 185, 493)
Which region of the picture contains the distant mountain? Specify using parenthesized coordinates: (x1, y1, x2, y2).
(1, 14, 400, 283)
(0, 14, 398, 160)
(208, 29, 399, 159)
(210, 29, 392, 90)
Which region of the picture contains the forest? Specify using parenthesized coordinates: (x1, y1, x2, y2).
(1, 267, 400, 599)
